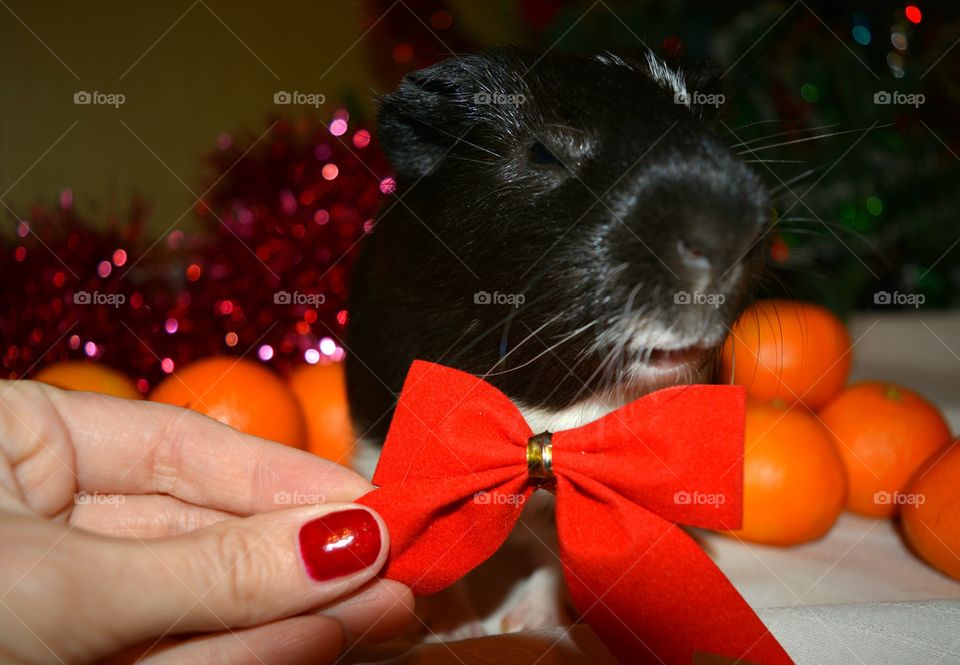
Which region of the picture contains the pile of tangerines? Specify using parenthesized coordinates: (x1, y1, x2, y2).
(26, 298, 960, 583)
(31, 356, 354, 466)
(720, 299, 959, 582)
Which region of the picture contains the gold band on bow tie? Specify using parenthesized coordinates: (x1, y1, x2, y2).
(526, 432, 554, 480)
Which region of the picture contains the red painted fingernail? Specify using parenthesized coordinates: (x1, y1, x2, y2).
(298, 508, 382, 581)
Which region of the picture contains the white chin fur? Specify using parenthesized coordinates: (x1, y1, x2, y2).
(623, 326, 726, 354)
(519, 356, 709, 434)
(513, 319, 722, 434)
(624, 327, 693, 353)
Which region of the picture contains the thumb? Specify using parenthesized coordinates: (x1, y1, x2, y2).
(99, 502, 390, 641)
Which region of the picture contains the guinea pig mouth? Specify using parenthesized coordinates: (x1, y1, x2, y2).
(642, 345, 711, 371)
(598, 321, 725, 384)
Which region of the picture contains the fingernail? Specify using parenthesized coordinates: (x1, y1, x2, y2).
(298, 508, 382, 581)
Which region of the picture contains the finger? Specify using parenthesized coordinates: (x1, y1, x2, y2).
(117, 616, 344, 665)
(319, 578, 415, 643)
(35, 382, 371, 512)
(324, 582, 415, 645)
(99, 503, 389, 640)
(69, 493, 234, 537)
(0, 381, 78, 516)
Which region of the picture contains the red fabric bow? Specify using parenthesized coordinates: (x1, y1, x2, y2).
(358, 361, 793, 665)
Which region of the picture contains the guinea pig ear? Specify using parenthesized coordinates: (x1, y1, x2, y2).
(377, 57, 486, 180)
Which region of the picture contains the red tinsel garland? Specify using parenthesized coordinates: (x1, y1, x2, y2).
(2, 112, 392, 392)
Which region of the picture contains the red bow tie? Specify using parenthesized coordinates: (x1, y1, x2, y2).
(358, 361, 793, 665)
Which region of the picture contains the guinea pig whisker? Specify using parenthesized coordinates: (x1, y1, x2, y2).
(773, 227, 837, 237)
(779, 216, 856, 228)
(776, 225, 868, 244)
(592, 304, 650, 401)
(457, 189, 501, 224)
(743, 159, 806, 164)
(483, 321, 597, 378)
(736, 123, 891, 155)
(543, 123, 586, 135)
(526, 331, 603, 410)
(570, 317, 630, 403)
(571, 350, 613, 404)
(484, 311, 564, 376)
(722, 118, 803, 135)
(601, 284, 646, 387)
(442, 284, 554, 368)
(494, 262, 557, 349)
(623, 282, 644, 317)
(461, 181, 536, 224)
(728, 122, 842, 149)
(412, 118, 504, 159)
(776, 218, 880, 252)
(768, 166, 825, 195)
(446, 155, 496, 166)
(784, 228, 886, 259)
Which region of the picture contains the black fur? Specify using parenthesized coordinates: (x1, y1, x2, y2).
(347, 50, 768, 441)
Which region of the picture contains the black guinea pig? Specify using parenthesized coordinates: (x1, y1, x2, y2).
(346, 49, 769, 443)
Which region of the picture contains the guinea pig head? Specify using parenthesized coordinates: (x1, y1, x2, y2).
(347, 50, 769, 437)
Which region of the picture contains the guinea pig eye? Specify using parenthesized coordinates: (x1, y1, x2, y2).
(529, 142, 562, 167)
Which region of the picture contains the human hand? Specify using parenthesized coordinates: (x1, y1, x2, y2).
(0, 379, 413, 664)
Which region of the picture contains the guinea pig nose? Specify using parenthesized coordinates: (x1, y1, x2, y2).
(677, 239, 712, 272)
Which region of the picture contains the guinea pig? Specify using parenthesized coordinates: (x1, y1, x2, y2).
(346, 49, 769, 443)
